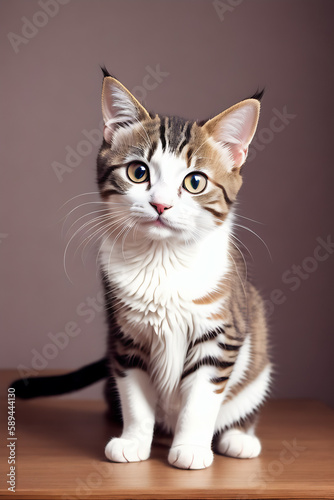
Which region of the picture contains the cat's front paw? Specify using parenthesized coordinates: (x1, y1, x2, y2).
(168, 444, 214, 470)
(216, 430, 261, 459)
(105, 437, 151, 463)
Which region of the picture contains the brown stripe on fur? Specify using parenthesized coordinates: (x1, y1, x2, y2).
(223, 284, 270, 404)
(221, 353, 240, 367)
(177, 121, 192, 153)
(191, 329, 221, 348)
(226, 411, 259, 433)
(224, 332, 244, 344)
(113, 352, 147, 373)
(160, 116, 168, 151)
(211, 376, 229, 385)
(194, 187, 229, 226)
(114, 331, 150, 357)
(208, 312, 224, 321)
(205, 198, 224, 205)
(98, 163, 125, 186)
(109, 171, 131, 193)
(195, 189, 222, 206)
(219, 321, 244, 346)
(207, 178, 233, 206)
(101, 189, 123, 198)
(218, 342, 241, 352)
(214, 381, 229, 394)
(214, 411, 260, 438)
(147, 140, 158, 162)
(217, 344, 241, 364)
(192, 277, 230, 305)
(186, 147, 193, 168)
(207, 307, 229, 322)
(203, 206, 226, 220)
(182, 357, 234, 380)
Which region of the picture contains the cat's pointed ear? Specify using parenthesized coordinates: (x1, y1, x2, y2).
(101, 76, 150, 143)
(204, 99, 260, 170)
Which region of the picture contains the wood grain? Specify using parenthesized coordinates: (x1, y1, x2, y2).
(1, 370, 333, 499)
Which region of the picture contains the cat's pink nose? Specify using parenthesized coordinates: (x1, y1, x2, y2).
(150, 202, 172, 215)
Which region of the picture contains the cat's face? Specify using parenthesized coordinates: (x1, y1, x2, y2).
(97, 77, 260, 244)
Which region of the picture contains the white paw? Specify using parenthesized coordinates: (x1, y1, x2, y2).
(105, 437, 151, 463)
(216, 430, 261, 459)
(168, 444, 214, 470)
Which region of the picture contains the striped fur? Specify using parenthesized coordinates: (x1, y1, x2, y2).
(99, 75, 271, 469)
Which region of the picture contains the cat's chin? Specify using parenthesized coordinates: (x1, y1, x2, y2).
(137, 219, 185, 242)
(144, 223, 176, 241)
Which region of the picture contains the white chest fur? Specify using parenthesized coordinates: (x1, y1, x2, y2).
(100, 221, 231, 338)
(100, 219, 232, 398)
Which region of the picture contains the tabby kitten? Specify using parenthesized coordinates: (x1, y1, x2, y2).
(98, 70, 271, 469)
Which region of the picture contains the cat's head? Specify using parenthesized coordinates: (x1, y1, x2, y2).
(97, 71, 261, 245)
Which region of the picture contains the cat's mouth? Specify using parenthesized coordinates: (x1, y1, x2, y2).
(152, 218, 169, 228)
(142, 216, 175, 231)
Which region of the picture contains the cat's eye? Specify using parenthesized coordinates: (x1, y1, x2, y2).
(127, 162, 149, 183)
(183, 172, 207, 194)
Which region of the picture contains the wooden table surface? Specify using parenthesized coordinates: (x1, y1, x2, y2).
(0, 370, 333, 500)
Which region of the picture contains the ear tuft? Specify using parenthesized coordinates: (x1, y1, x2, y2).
(204, 99, 260, 169)
(246, 88, 265, 102)
(100, 65, 113, 79)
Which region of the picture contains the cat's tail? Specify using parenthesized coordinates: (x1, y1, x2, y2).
(10, 357, 109, 399)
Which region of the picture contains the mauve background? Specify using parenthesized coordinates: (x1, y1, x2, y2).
(1, 0, 333, 405)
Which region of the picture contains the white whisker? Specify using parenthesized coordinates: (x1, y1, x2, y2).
(63, 208, 120, 238)
(234, 213, 264, 225)
(233, 223, 272, 261)
(58, 191, 101, 212)
(121, 220, 136, 260)
(227, 249, 248, 305)
(229, 232, 254, 262)
(78, 215, 130, 262)
(228, 237, 248, 283)
(75, 216, 126, 261)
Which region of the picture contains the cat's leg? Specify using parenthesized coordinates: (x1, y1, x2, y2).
(168, 369, 225, 470)
(103, 374, 123, 422)
(215, 414, 261, 459)
(105, 369, 156, 463)
(215, 363, 271, 459)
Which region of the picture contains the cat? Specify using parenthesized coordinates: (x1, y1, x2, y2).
(12, 69, 271, 470)
(97, 69, 271, 469)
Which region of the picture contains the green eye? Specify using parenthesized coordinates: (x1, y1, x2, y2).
(183, 172, 207, 194)
(127, 163, 149, 183)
